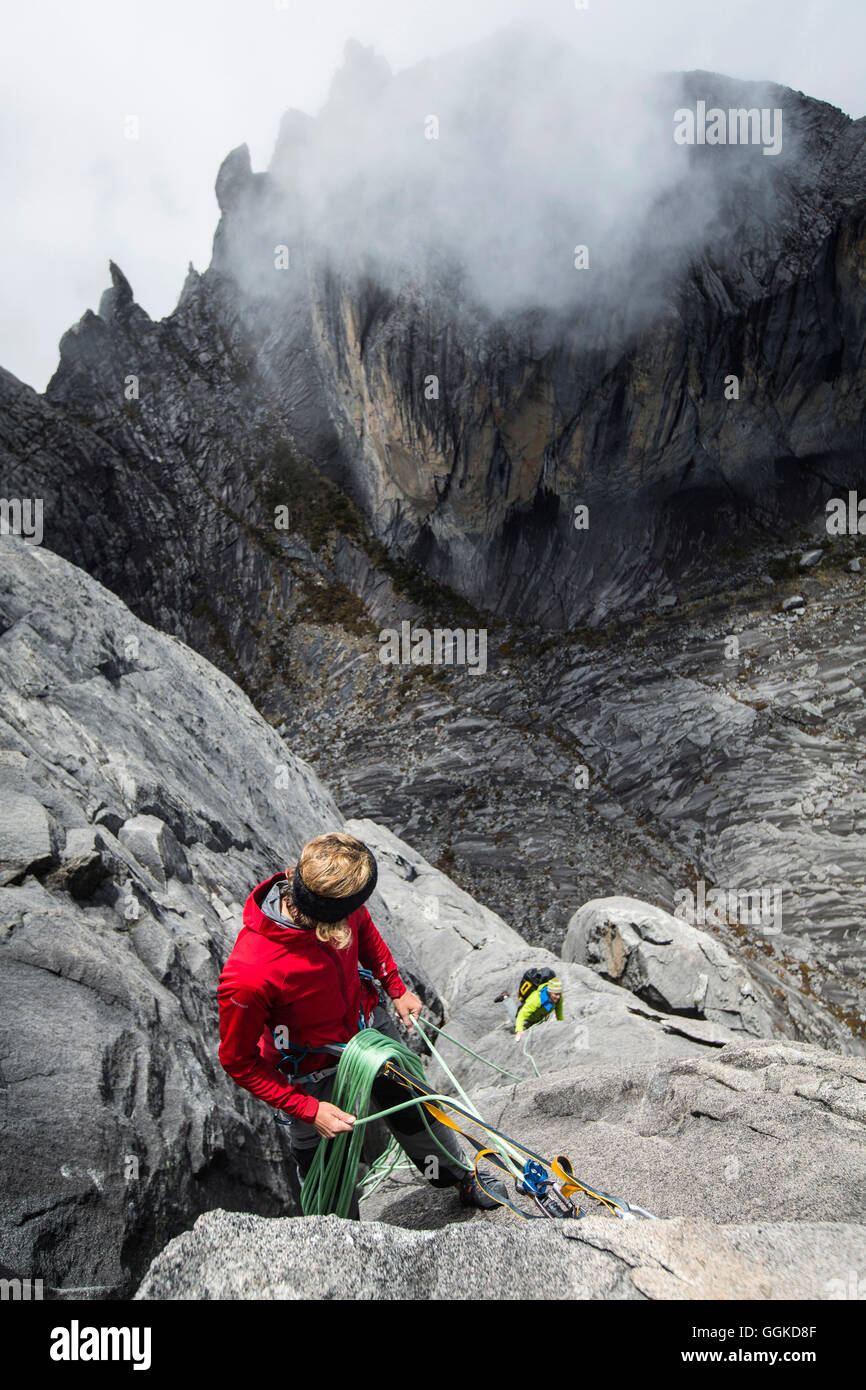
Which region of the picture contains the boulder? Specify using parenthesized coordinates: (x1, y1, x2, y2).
(118, 813, 191, 887)
(562, 896, 777, 1035)
(0, 791, 56, 885)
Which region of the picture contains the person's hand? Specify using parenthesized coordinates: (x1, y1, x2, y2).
(394, 991, 423, 1029)
(313, 1101, 356, 1140)
(513, 1032, 523, 1043)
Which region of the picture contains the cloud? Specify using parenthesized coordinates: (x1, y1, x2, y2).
(251, 28, 796, 342)
(1, 0, 863, 389)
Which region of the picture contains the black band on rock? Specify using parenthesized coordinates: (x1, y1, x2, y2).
(291, 857, 378, 923)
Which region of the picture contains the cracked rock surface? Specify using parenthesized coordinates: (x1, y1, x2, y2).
(135, 1209, 865, 1301)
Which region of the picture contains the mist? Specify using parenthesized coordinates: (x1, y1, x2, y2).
(2, 0, 865, 389)
(222, 28, 802, 346)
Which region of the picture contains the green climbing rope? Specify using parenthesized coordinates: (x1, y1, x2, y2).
(301, 1029, 441, 1217)
(300, 1025, 530, 1217)
(415, 1017, 526, 1083)
(521, 1030, 541, 1078)
(356, 1136, 413, 1199)
(298, 1022, 656, 1223)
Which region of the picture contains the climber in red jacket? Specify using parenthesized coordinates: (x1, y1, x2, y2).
(218, 830, 505, 1217)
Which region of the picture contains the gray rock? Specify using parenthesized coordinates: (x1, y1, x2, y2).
(134, 1207, 866, 1302)
(347, 819, 744, 1102)
(118, 813, 191, 887)
(563, 896, 777, 1036)
(353, 1039, 866, 1299)
(464, 1040, 866, 1229)
(3, 51, 866, 643)
(2, 540, 863, 1303)
(782, 595, 806, 611)
(799, 550, 825, 569)
(0, 792, 56, 885)
(562, 1218, 866, 1300)
(1, 40, 865, 1063)
(0, 536, 343, 1297)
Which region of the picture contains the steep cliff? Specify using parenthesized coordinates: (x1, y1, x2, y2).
(2, 37, 866, 637)
(0, 535, 342, 1296)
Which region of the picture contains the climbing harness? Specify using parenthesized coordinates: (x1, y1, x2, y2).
(357, 965, 379, 1030)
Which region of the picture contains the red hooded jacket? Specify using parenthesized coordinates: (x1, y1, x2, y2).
(218, 872, 407, 1123)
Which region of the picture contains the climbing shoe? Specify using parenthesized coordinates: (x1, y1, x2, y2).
(458, 1170, 508, 1210)
(493, 991, 508, 1003)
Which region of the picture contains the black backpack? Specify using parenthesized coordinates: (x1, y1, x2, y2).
(517, 967, 556, 1004)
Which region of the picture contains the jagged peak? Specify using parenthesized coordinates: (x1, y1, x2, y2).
(324, 38, 391, 114)
(175, 261, 202, 311)
(98, 261, 136, 323)
(269, 107, 315, 183)
(215, 143, 253, 213)
(108, 259, 133, 299)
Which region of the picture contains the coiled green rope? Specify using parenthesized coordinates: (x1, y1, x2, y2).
(300, 1029, 462, 1217)
(300, 1024, 531, 1217)
(299, 1024, 655, 1223)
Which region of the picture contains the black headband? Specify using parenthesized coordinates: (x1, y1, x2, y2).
(291, 856, 378, 923)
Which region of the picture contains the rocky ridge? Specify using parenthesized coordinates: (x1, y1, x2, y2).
(135, 1210, 866, 1301)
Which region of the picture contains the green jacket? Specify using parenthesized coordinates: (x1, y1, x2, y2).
(515, 984, 564, 1035)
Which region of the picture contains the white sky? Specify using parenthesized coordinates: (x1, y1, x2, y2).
(1, 0, 864, 391)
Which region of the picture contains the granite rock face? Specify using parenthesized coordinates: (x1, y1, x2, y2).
(264, 551, 866, 1055)
(349, 817, 744, 1096)
(469, 1039, 866, 1229)
(0, 536, 341, 1297)
(353, 827, 865, 1248)
(134, 1209, 866, 1302)
(130, 1206, 866, 1301)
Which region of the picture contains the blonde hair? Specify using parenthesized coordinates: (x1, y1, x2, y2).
(281, 832, 374, 949)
